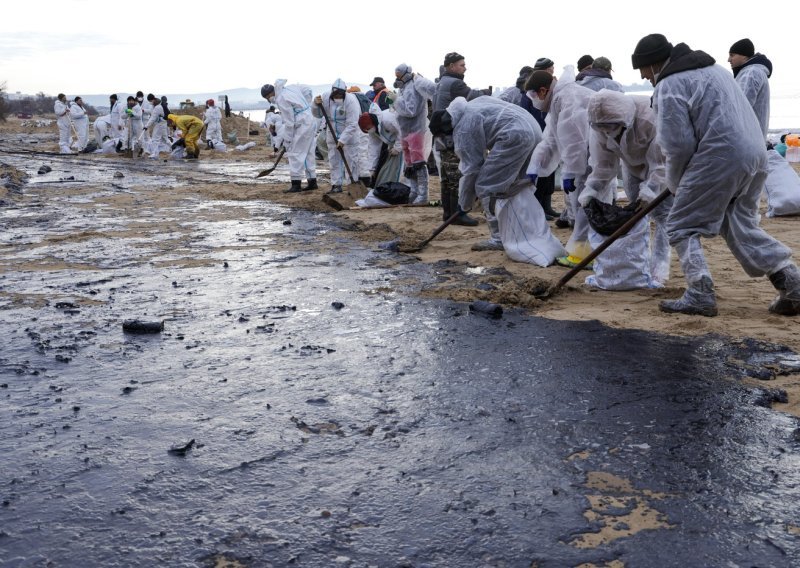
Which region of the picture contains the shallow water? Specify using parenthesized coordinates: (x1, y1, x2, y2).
(2, 151, 800, 567)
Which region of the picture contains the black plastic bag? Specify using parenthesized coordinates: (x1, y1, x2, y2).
(583, 198, 641, 236)
(373, 182, 410, 205)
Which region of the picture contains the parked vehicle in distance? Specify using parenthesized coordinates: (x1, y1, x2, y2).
(16, 112, 33, 119)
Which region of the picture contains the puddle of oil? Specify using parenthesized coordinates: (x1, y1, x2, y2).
(2, 155, 800, 567)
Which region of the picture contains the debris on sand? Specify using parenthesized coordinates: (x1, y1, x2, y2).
(122, 320, 164, 334)
(168, 439, 196, 456)
(469, 300, 503, 319)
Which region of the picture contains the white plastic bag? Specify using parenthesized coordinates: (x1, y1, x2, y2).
(764, 149, 800, 217)
(584, 217, 660, 290)
(355, 189, 392, 208)
(495, 185, 566, 267)
(235, 141, 257, 152)
(98, 139, 118, 154)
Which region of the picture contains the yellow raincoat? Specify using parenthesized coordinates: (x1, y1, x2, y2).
(167, 114, 204, 156)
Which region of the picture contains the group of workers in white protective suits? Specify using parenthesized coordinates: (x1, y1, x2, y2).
(56, 91, 225, 159)
(259, 31, 800, 318)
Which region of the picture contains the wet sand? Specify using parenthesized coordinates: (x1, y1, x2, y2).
(3, 115, 800, 420)
(3, 116, 800, 565)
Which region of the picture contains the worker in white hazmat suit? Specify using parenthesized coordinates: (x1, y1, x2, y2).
(525, 68, 595, 267)
(124, 96, 144, 155)
(145, 96, 171, 158)
(54, 94, 72, 153)
(430, 96, 565, 264)
(263, 106, 284, 153)
(140, 93, 155, 149)
(109, 94, 124, 151)
(632, 33, 800, 316)
(261, 80, 317, 193)
(575, 57, 625, 93)
(93, 114, 112, 144)
(728, 38, 771, 138)
(358, 106, 404, 187)
(393, 63, 436, 204)
(312, 79, 362, 193)
(581, 89, 674, 285)
(203, 99, 223, 147)
(69, 96, 89, 151)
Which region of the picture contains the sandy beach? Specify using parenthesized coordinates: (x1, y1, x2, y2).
(3, 114, 800, 416)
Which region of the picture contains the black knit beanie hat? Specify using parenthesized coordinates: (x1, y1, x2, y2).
(729, 38, 755, 57)
(631, 34, 673, 69)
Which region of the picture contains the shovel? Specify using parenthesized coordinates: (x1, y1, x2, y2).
(532, 188, 671, 300)
(256, 147, 286, 178)
(124, 116, 133, 158)
(399, 211, 461, 253)
(317, 101, 367, 193)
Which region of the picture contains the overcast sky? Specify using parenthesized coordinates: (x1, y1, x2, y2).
(2, 0, 799, 99)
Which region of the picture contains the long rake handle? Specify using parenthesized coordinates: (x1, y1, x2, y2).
(550, 189, 671, 292)
(317, 102, 357, 184)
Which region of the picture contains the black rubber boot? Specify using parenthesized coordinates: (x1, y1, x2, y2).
(769, 265, 800, 315)
(303, 179, 318, 191)
(441, 187, 453, 221)
(326, 185, 342, 194)
(284, 179, 303, 193)
(358, 176, 372, 187)
(540, 192, 560, 219)
(452, 208, 479, 227)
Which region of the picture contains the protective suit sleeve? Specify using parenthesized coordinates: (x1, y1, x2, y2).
(585, 129, 619, 194)
(310, 93, 326, 120)
(366, 135, 382, 173)
(643, 137, 668, 195)
(454, 113, 487, 210)
(146, 106, 162, 129)
(653, 89, 695, 192)
(69, 104, 86, 120)
(414, 75, 437, 100)
(555, 98, 589, 179)
(528, 112, 561, 177)
(737, 68, 767, 112)
(393, 86, 418, 118)
(336, 94, 362, 146)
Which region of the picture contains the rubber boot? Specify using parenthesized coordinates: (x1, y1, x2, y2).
(536, 190, 554, 220)
(413, 166, 429, 204)
(452, 207, 479, 226)
(441, 185, 454, 221)
(768, 264, 800, 315)
(659, 276, 718, 317)
(284, 179, 303, 193)
(326, 184, 342, 194)
(540, 191, 560, 219)
(406, 170, 418, 204)
(359, 176, 372, 188)
(303, 178, 318, 191)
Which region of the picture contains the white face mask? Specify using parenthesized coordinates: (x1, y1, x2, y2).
(593, 123, 625, 138)
(526, 90, 547, 111)
(366, 127, 376, 136)
(650, 65, 661, 83)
